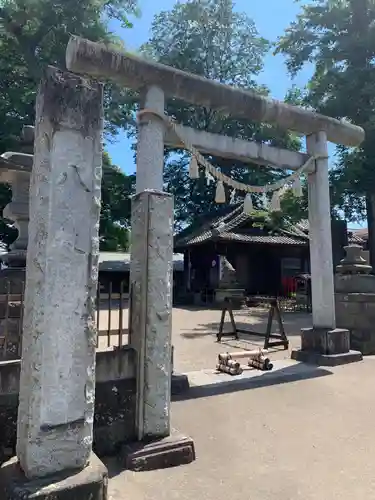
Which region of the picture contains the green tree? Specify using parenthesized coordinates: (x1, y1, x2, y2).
(0, 0, 139, 148)
(100, 153, 135, 251)
(0, 0, 138, 249)
(141, 0, 302, 229)
(276, 0, 375, 263)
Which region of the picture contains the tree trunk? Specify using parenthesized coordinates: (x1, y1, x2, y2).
(365, 193, 375, 271)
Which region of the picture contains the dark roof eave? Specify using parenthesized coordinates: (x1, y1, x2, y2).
(175, 235, 308, 249)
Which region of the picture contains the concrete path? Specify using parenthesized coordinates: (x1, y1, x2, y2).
(101, 306, 375, 500)
(107, 358, 375, 500)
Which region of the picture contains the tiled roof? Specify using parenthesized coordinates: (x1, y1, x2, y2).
(295, 219, 309, 233)
(217, 232, 307, 246)
(348, 228, 367, 244)
(350, 228, 368, 237)
(174, 204, 308, 249)
(174, 204, 366, 250)
(348, 233, 366, 244)
(298, 220, 366, 245)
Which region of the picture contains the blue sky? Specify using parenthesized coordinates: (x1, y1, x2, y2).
(106, 0, 364, 228)
(107, 0, 313, 173)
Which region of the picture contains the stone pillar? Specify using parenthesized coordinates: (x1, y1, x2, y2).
(136, 86, 165, 194)
(291, 132, 361, 366)
(125, 190, 194, 471)
(14, 67, 106, 487)
(306, 131, 335, 329)
(129, 190, 173, 440)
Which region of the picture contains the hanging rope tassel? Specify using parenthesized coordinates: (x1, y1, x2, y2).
(230, 189, 237, 204)
(262, 193, 268, 210)
(243, 193, 253, 214)
(215, 181, 226, 204)
(292, 175, 303, 197)
(270, 190, 281, 212)
(205, 170, 214, 186)
(189, 155, 199, 179)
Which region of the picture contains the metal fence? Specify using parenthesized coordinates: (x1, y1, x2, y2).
(0, 281, 25, 360)
(95, 279, 129, 349)
(0, 278, 129, 360)
(0, 274, 311, 360)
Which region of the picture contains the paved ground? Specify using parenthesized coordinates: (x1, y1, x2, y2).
(98, 306, 375, 499)
(96, 303, 309, 368)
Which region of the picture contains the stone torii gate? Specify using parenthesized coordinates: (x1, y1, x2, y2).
(65, 36, 364, 429)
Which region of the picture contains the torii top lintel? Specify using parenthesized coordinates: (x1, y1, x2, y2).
(66, 36, 364, 147)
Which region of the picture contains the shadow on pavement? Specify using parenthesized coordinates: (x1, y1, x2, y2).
(102, 456, 126, 479)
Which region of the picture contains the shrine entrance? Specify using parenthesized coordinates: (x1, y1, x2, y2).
(66, 35, 364, 439)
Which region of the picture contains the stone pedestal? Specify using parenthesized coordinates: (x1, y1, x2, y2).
(215, 256, 245, 306)
(122, 430, 195, 472)
(335, 245, 375, 354)
(215, 288, 245, 305)
(0, 453, 107, 499)
(291, 327, 362, 366)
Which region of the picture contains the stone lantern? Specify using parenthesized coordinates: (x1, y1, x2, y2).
(0, 152, 32, 269)
(0, 128, 33, 359)
(335, 244, 375, 354)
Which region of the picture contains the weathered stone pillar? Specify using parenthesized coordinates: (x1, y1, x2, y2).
(125, 190, 194, 470)
(136, 86, 165, 194)
(129, 190, 173, 440)
(291, 132, 361, 366)
(306, 131, 335, 329)
(0, 67, 107, 496)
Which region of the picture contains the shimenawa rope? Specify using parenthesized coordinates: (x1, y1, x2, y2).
(137, 109, 327, 212)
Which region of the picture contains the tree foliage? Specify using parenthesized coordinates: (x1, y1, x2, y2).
(276, 0, 375, 260)
(100, 153, 135, 251)
(0, 0, 139, 148)
(0, 0, 138, 249)
(141, 0, 302, 230)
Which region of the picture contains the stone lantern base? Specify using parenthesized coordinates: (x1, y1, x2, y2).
(334, 244, 375, 355)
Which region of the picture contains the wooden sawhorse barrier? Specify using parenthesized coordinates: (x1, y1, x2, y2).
(217, 296, 289, 350)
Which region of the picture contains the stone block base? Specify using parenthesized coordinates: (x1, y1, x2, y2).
(335, 289, 375, 354)
(215, 288, 245, 306)
(292, 327, 363, 366)
(0, 453, 107, 499)
(300, 327, 350, 355)
(171, 373, 190, 395)
(122, 429, 195, 472)
(351, 330, 375, 355)
(291, 349, 363, 366)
